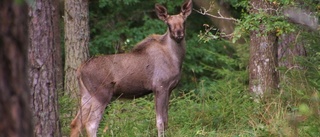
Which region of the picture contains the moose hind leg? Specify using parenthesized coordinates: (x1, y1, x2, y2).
(70, 93, 94, 137)
(70, 111, 82, 137)
(84, 96, 109, 137)
(70, 89, 111, 137)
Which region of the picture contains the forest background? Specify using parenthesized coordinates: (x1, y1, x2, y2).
(0, 0, 320, 137)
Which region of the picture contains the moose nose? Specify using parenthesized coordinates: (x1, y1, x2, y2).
(175, 35, 184, 43)
(177, 35, 183, 40)
(172, 30, 184, 42)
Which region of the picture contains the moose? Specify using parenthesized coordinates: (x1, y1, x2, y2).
(70, 0, 192, 136)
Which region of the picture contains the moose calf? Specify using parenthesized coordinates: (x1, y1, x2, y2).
(70, 0, 192, 136)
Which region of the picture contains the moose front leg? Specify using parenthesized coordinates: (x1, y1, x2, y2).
(155, 90, 170, 137)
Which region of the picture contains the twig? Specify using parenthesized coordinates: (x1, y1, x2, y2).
(193, 8, 239, 22)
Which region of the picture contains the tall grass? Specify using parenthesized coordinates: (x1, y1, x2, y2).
(59, 50, 320, 137)
(59, 69, 319, 137)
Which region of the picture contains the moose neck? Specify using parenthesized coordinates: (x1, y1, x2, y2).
(162, 29, 186, 69)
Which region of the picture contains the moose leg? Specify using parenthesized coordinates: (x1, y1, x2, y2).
(70, 93, 110, 137)
(70, 91, 94, 137)
(70, 79, 112, 137)
(70, 111, 82, 137)
(84, 96, 110, 137)
(155, 90, 170, 137)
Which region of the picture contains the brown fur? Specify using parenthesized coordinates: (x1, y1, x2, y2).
(70, 1, 192, 137)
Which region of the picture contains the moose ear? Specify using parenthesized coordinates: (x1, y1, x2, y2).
(155, 4, 168, 21)
(181, 0, 192, 19)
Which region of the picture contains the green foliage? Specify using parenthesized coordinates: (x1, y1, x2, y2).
(238, 13, 295, 35)
(58, 92, 79, 135)
(224, 0, 319, 43)
(182, 37, 240, 88)
(59, 0, 320, 136)
(233, 9, 295, 42)
(97, 96, 155, 137)
(99, 0, 140, 8)
(93, 69, 252, 137)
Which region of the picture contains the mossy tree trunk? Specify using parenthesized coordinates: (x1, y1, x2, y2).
(28, 0, 61, 136)
(249, 0, 279, 95)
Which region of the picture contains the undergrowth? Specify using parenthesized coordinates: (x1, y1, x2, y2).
(59, 66, 319, 137)
(59, 41, 320, 137)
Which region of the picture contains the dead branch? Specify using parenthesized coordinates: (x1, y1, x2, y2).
(193, 7, 239, 22)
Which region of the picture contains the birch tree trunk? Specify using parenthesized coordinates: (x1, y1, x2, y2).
(64, 0, 90, 101)
(249, 0, 279, 95)
(0, 1, 33, 136)
(28, 0, 61, 136)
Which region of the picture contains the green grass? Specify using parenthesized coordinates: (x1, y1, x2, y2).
(59, 85, 319, 137)
(59, 61, 320, 137)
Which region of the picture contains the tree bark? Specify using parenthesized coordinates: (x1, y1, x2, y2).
(64, 0, 90, 100)
(0, 1, 33, 136)
(28, 0, 61, 136)
(249, 0, 279, 95)
(278, 33, 306, 69)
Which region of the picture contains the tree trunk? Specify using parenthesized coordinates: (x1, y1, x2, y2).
(0, 1, 33, 136)
(28, 0, 61, 136)
(278, 33, 306, 69)
(64, 0, 90, 101)
(249, 0, 279, 95)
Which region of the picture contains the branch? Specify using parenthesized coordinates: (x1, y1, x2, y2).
(201, 24, 234, 40)
(193, 7, 239, 22)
